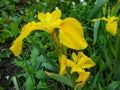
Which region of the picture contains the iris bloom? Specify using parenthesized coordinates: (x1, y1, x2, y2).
(59, 52, 95, 88)
(10, 10, 88, 56)
(93, 16, 118, 36)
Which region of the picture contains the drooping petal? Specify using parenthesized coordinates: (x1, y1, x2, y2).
(106, 21, 117, 36)
(10, 38, 22, 56)
(59, 55, 68, 75)
(75, 71, 90, 89)
(77, 52, 95, 69)
(59, 17, 88, 50)
(10, 21, 43, 56)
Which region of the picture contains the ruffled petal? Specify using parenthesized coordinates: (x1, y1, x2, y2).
(59, 17, 88, 50)
(38, 10, 62, 34)
(77, 52, 95, 69)
(10, 21, 43, 56)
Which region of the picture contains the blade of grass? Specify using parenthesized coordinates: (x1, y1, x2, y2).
(12, 76, 19, 90)
(105, 81, 120, 90)
(93, 20, 100, 44)
(115, 34, 120, 81)
(88, 0, 109, 19)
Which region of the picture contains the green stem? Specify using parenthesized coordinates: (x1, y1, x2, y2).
(52, 29, 62, 56)
(115, 34, 120, 81)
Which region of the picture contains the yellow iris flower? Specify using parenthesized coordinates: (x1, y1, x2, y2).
(59, 52, 95, 88)
(93, 16, 118, 36)
(10, 10, 88, 56)
(105, 16, 118, 36)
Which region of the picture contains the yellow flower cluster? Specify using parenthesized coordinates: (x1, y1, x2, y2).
(10, 10, 88, 56)
(59, 52, 95, 89)
(10, 10, 95, 89)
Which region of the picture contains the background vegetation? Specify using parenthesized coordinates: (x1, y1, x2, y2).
(0, 0, 120, 90)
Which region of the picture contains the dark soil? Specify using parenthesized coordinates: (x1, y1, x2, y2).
(0, 56, 21, 90)
(0, 42, 21, 90)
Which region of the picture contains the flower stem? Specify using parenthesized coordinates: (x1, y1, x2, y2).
(115, 34, 120, 81)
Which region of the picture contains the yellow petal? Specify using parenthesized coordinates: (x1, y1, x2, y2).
(10, 38, 22, 56)
(77, 52, 95, 69)
(59, 18, 88, 50)
(51, 10, 61, 21)
(75, 71, 90, 89)
(71, 66, 85, 74)
(38, 10, 61, 22)
(38, 10, 62, 34)
(67, 59, 76, 67)
(92, 17, 107, 22)
(107, 16, 118, 22)
(10, 21, 43, 56)
(106, 21, 117, 36)
(38, 12, 46, 22)
(72, 52, 78, 62)
(59, 55, 68, 75)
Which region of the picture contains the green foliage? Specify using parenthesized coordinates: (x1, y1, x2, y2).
(89, 0, 109, 19)
(46, 72, 74, 88)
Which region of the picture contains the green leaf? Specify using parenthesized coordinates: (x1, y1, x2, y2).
(25, 76, 35, 90)
(34, 55, 45, 71)
(93, 20, 100, 44)
(36, 70, 47, 80)
(115, 35, 120, 81)
(30, 47, 39, 60)
(89, 0, 109, 19)
(103, 48, 112, 69)
(13, 0, 19, 3)
(42, 62, 58, 72)
(100, 59, 106, 71)
(12, 76, 19, 90)
(37, 81, 52, 90)
(90, 71, 101, 90)
(105, 81, 120, 90)
(46, 72, 74, 87)
(112, 1, 120, 15)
